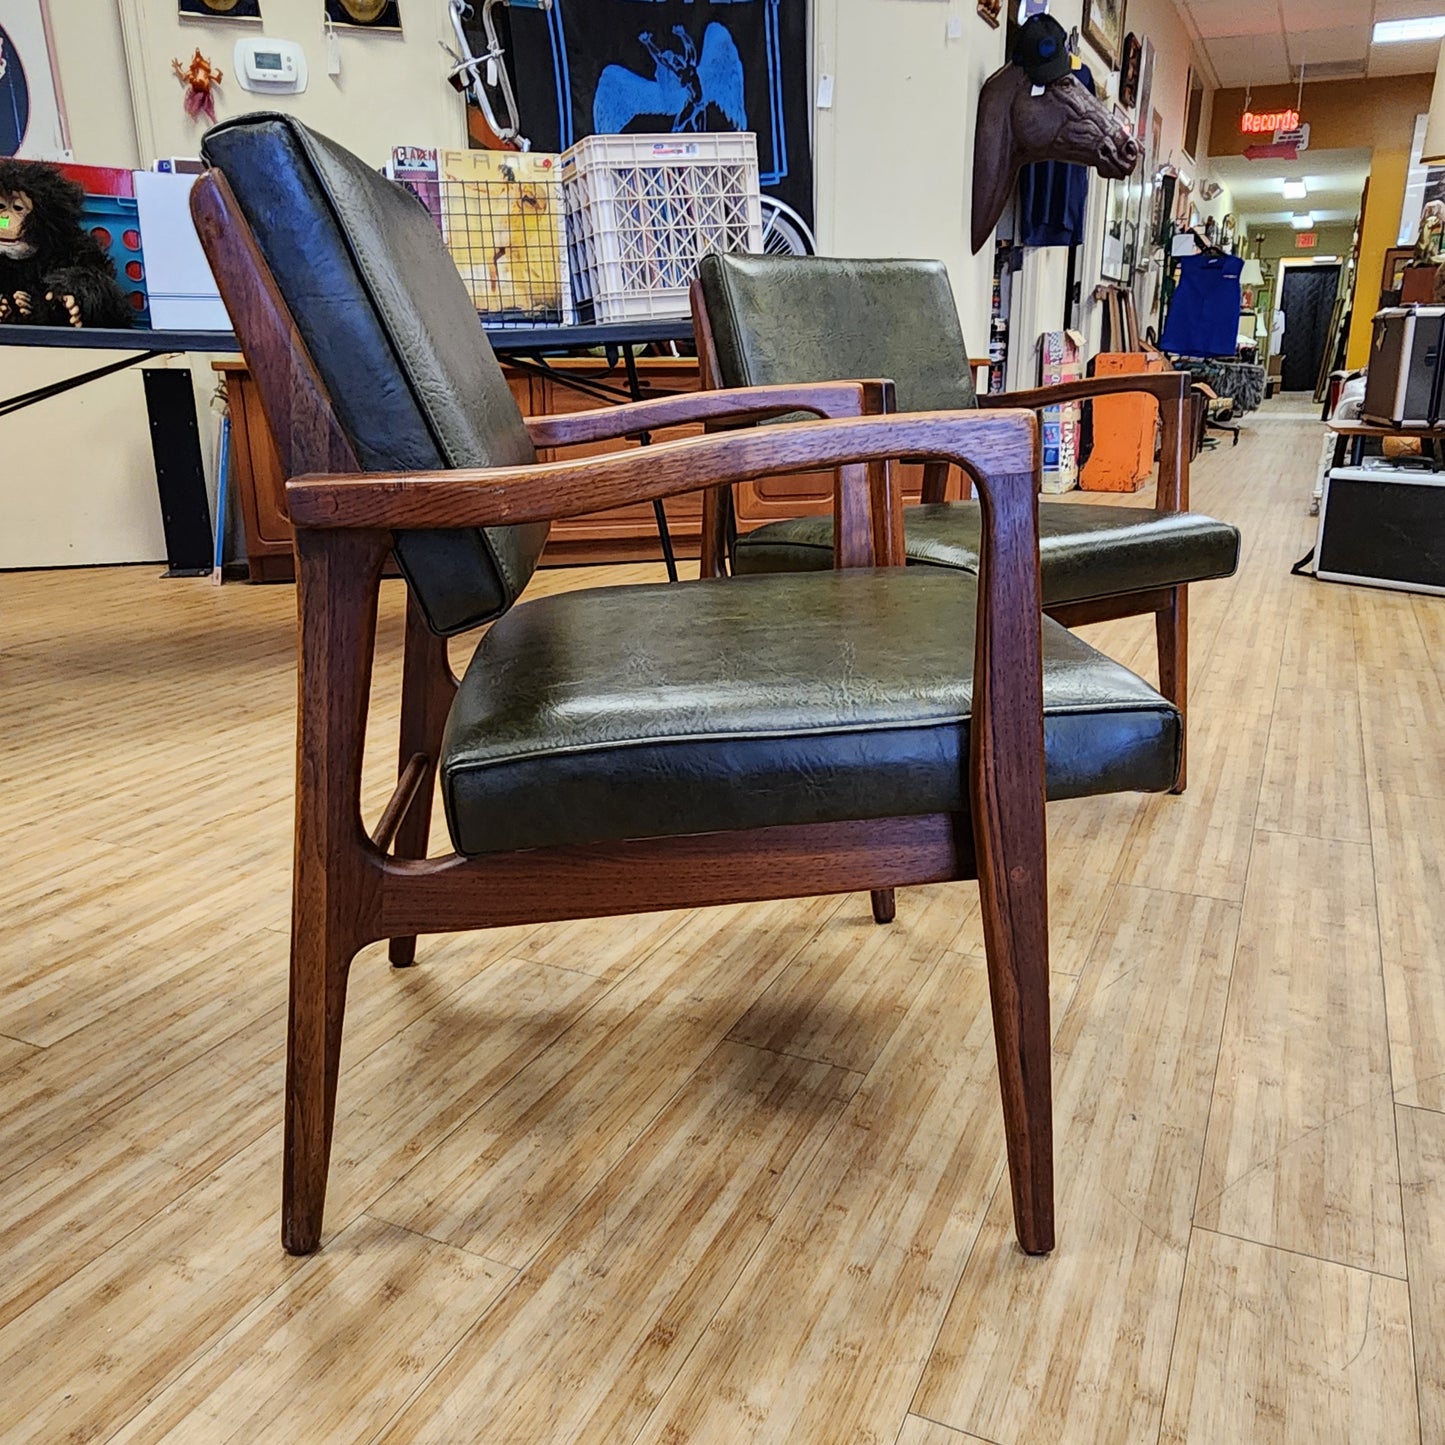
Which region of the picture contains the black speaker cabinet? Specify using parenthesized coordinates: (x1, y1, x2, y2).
(1316, 463, 1445, 595)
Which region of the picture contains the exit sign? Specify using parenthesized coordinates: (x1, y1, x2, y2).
(1296, 232, 1317, 249)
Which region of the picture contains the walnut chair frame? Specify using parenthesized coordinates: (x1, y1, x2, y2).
(194, 170, 1055, 1261)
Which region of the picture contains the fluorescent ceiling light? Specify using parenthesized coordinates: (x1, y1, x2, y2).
(1291, 212, 1314, 229)
(1374, 17, 1445, 43)
(1282, 179, 1308, 199)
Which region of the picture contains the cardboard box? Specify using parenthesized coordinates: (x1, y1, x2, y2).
(1036, 329, 1084, 493)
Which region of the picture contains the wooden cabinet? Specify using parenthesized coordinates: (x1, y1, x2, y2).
(216, 356, 935, 580)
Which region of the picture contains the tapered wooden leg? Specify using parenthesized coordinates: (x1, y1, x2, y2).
(285, 528, 387, 1255)
(389, 592, 457, 968)
(967, 441, 1053, 1255)
(870, 888, 896, 924)
(284, 909, 359, 1254)
(1156, 585, 1188, 794)
(976, 845, 1054, 1254)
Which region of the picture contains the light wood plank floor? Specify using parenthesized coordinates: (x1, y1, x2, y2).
(5, 396, 1443, 1443)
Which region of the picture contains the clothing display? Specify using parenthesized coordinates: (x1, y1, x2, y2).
(1159, 252, 1244, 358)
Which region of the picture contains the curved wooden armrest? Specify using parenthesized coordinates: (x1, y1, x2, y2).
(977, 371, 1189, 410)
(979, 370, 1189, 511)
(524, 379, 893, 448)
(288, 408, 1038, 534)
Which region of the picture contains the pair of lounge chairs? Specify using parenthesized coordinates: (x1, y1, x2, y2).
(193, 114, 1238, 1258)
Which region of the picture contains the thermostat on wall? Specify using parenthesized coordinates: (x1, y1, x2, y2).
(234, 38, 307, 94)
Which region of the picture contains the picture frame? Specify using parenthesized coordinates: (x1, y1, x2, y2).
(179, 0, 261, 18)
(0, 0, 68, 159)
(1101, 173, 1130, 282)
(1082, 0, 1126, 72)
(1381, 245, 1415, 295)
(325, 0, 401, 29)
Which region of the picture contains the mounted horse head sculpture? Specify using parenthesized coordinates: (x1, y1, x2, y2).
(971, 47, 1141, 254)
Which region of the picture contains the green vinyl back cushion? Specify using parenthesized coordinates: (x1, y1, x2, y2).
(698, 254, 978, 410)
(201, 112, 548, 635)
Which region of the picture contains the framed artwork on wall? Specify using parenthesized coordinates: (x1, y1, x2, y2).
(1083, 0, 1126, 71)
(179, 0, 262, 17)
(1381, 246, 1414, 296)
(1101, 173, 1130, 281)
(1181, 68, 1204, 163)
(325, 0, 401, 29)
(0, 0, 67, 159)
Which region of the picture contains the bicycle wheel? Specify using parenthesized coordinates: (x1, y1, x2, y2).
(759, 197, 816, 256)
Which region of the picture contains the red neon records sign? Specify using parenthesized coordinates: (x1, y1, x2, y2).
(1241, 108, 1300, 134)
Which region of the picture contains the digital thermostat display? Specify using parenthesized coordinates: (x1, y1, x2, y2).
(234, 37, 307, 93)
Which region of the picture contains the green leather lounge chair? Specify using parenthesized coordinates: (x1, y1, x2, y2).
(196, 112, 1191, 1262)
(693, 255, 1242, 795)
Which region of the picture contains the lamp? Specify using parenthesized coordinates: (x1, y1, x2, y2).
(1240, 258, 1265, 287)
(1424, 39, 1445, 162)
(1291, 213, 1314, 229)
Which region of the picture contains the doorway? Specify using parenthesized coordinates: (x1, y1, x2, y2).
(1279, 264, 1342, 392)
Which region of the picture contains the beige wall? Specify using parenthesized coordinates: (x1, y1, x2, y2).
(2, 0, 466, 569)
(116, 0, 465, 165)
(811, 0, 1006, 354)
(10, 0, 1215, 565)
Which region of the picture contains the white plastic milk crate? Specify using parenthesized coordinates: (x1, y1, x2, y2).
(561, 132, 764, 323)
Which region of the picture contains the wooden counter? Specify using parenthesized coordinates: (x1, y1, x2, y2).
(215, 356, 937, 581)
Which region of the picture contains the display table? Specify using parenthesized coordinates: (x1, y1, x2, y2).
(1327, 419, 1445, 468)
(0, 318, 694, 576)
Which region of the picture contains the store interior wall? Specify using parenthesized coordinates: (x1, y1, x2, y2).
(0, 0, 466, 569)
(1208, 75, 1434, 374)
(7, 0, 1221, 567)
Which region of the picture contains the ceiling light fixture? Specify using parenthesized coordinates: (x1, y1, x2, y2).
(1374, 17, 1445, 44)
(1283, 179, 1308, 199)
(1291, 212, 1314, 229)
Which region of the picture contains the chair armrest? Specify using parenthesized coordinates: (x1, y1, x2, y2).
(524, 380, 893, 448)
(287, 409, 1037, 535)
(978, 370, 1190, 511)
(977, 370, 1188, 411)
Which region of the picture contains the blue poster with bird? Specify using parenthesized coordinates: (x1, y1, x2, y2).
(503, 0, 812, 228)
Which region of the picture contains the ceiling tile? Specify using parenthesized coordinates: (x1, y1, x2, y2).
(1186, 0, 1283, 40)
(1373, 0, 1445, 20)
(1288, 24, 1373, 66)
(1281, 0, 1365, 28)
(1205, 31, 1293, 85)
(1368, 38, 1443, 74)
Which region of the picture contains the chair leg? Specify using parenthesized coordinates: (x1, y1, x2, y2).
(283, 909, 359, 1254)
(870, 888, 896, 924)
(1156, 585, 1188, 795)
(977, 851, 1054, 1256)
(390, 594, 456, 968)
(285, 527, 388, 1255)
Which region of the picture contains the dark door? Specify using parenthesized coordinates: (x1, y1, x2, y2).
(1279, 264, 1341, 392)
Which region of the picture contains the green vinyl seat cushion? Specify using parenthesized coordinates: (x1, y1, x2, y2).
(440, 569, 1180, 856)
(732, 502, 1242, 606)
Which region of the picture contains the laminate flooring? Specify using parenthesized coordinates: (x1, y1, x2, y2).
(4, 396, 1442, 1443)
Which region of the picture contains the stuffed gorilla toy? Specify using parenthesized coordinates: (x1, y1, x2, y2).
(0, 159, 132, 329)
